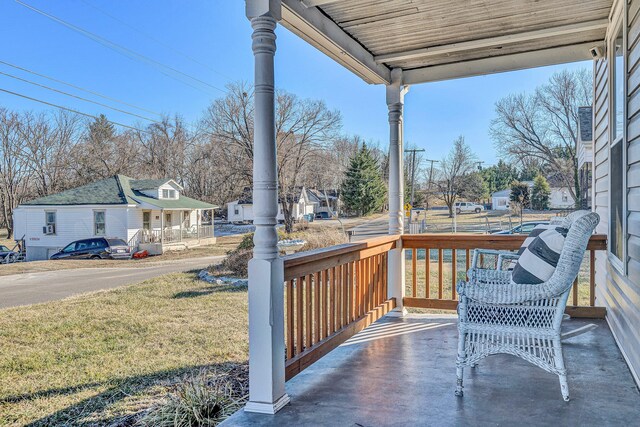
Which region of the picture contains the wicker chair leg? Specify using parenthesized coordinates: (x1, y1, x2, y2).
(553, 337, 570, 401)
(455, 367, 464, 397)
(455, 332, 466, 397)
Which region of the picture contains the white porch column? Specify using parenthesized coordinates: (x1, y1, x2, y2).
(245, 0, 289, 415)
(387, 68, 409, 317)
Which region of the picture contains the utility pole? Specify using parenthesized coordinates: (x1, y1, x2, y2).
(404, 148, 425, 206)
(475, 161, 485, 171)
(424, 158, 439, 210)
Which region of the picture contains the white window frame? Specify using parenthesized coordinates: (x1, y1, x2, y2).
(607, 8, 628, 274)
(94, 210, 106, 236)
(45, 210, 56, 235)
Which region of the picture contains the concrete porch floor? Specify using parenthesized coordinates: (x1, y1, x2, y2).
(224, 315, 640, 426)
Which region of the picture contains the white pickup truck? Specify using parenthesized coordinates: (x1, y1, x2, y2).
(455, 202, 485, 214)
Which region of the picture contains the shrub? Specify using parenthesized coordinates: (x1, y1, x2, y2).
(301, 228, 347, 251)
(218, 249, 252, 278)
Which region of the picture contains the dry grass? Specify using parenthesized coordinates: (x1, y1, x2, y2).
(0, 235, 243, 278)
(0, 229, 13, 249)
(0, 272, 249, 426)
(404, 249, 593, 314)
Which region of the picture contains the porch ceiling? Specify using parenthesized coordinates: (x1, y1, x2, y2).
(281, 0, 613, 84)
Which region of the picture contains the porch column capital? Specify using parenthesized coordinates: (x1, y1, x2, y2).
(246, 0, 281, 20)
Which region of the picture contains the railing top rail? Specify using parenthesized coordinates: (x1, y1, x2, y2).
(401, 233, 607, 251)
(283, 234, 400, 268)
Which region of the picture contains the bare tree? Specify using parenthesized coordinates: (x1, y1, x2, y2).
(202, 82, 341, 232)
(490, 69, 592, 205)
(0, 109, 32, 238)
(435, 136, 477, 217)
(20, 110, 82, 197)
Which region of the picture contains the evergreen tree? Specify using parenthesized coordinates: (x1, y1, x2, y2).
(341, 145, 386, 216)
(531, 174, 551, 210)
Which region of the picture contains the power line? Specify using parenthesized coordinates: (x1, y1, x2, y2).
(79, 0, 234, 82)
(0, 60, 162, 116)
(15, 0, 228, 95)
(0, 70, 158, 123)
(0, 87, 150, 133)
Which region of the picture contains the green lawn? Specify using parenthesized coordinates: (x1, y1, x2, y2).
(0, 273, 248, 426)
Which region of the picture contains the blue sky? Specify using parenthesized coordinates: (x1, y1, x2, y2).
(0, 0, 591, 165)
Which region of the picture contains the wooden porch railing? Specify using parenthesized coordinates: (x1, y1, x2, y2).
(283, 235, 398, 380)
(402, 234, 608, 318)
(282, 232, 608, 380)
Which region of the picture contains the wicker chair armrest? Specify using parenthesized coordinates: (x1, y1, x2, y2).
(465, 267, 511, 284)
(458, 277, 566, 305)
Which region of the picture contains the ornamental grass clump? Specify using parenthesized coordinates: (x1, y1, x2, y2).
(138, 365, 248, 427)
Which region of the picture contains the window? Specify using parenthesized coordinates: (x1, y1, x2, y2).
(562, 192, 568, 203)
(161, 189, 176, 199)
(94, 210, 106, 236)
(234, 208, 239, 215)
(610, 23, 626, 266)
(183, 211, 191, 228)
(45, 211, 56, 234)
(62, 242, 76, 253)
(142, 211, 151, 230)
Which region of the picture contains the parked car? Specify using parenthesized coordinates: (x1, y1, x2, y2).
(50, 238, 132, 260)
(455, 202, 485, 214)
(0, 245, 17, 262)
(315, 211, 332, 219)
(491, 221, 550, 235)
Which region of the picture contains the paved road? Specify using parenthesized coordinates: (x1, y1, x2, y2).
(348, 217, 389, 241)
(0, 256, 224, 309)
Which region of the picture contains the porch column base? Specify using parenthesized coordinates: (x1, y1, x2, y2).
(245, 393, 290, 415)
(247, 257, 287, 414)
(387, 307, 408, 317)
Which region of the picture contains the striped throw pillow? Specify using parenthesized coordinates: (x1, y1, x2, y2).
(511, 226, 568, 284)
(506, 224, 555, 270)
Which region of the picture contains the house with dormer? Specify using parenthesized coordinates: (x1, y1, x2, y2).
(13, 175, 217, 260)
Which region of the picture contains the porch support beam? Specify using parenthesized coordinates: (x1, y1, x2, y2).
(245, 0, 290, 415)
(280, 0, 391, 84)
(403, 42, 598, 85)
(300, 0, 345, 7)
(375, 20, 608, 64)
(386, 68, 408, 317)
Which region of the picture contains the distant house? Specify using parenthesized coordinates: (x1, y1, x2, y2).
(306, 189, 340, 215)
(13, 175, 217, 261)
(491, 189, 511, 210)
(577, 106, 593, 209)
(491, 183, 574, 210)
(227, 187, 313, 223)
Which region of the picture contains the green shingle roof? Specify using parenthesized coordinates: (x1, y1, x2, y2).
(21, 175, 217, 209)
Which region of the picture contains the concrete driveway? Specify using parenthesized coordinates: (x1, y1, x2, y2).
(0, 256, 224, 309)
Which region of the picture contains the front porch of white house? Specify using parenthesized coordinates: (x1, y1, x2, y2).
(237, 0, 640, 423)
(129, 208, 215, 252)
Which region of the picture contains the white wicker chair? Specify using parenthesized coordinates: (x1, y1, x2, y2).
(455, 212, 600, 401)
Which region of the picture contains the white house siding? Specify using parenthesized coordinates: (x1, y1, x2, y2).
(127, 208, 143, 242)
(549, 187, 575, 209)
(593, 0, 640, 385)
(14, 205, 131, 261)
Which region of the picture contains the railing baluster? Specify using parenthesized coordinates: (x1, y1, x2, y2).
(590, 249, 596, 307)
(465, 249, 470, 280)
(452, 249, 457, 300)
(343, 262, 349, 327)
(296, 276, 304, 354)
(572, 277, 578, 307)
(329, 267, 336, 335)
(306, 274, 313, 349)
(425, 248, 430, 299)
(287, 279, 294, 359)
(412, 249, 417, 298)
(314, 271, 320, 345)
(321, 269, 328, 339)
(438, 248, 443, 299)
